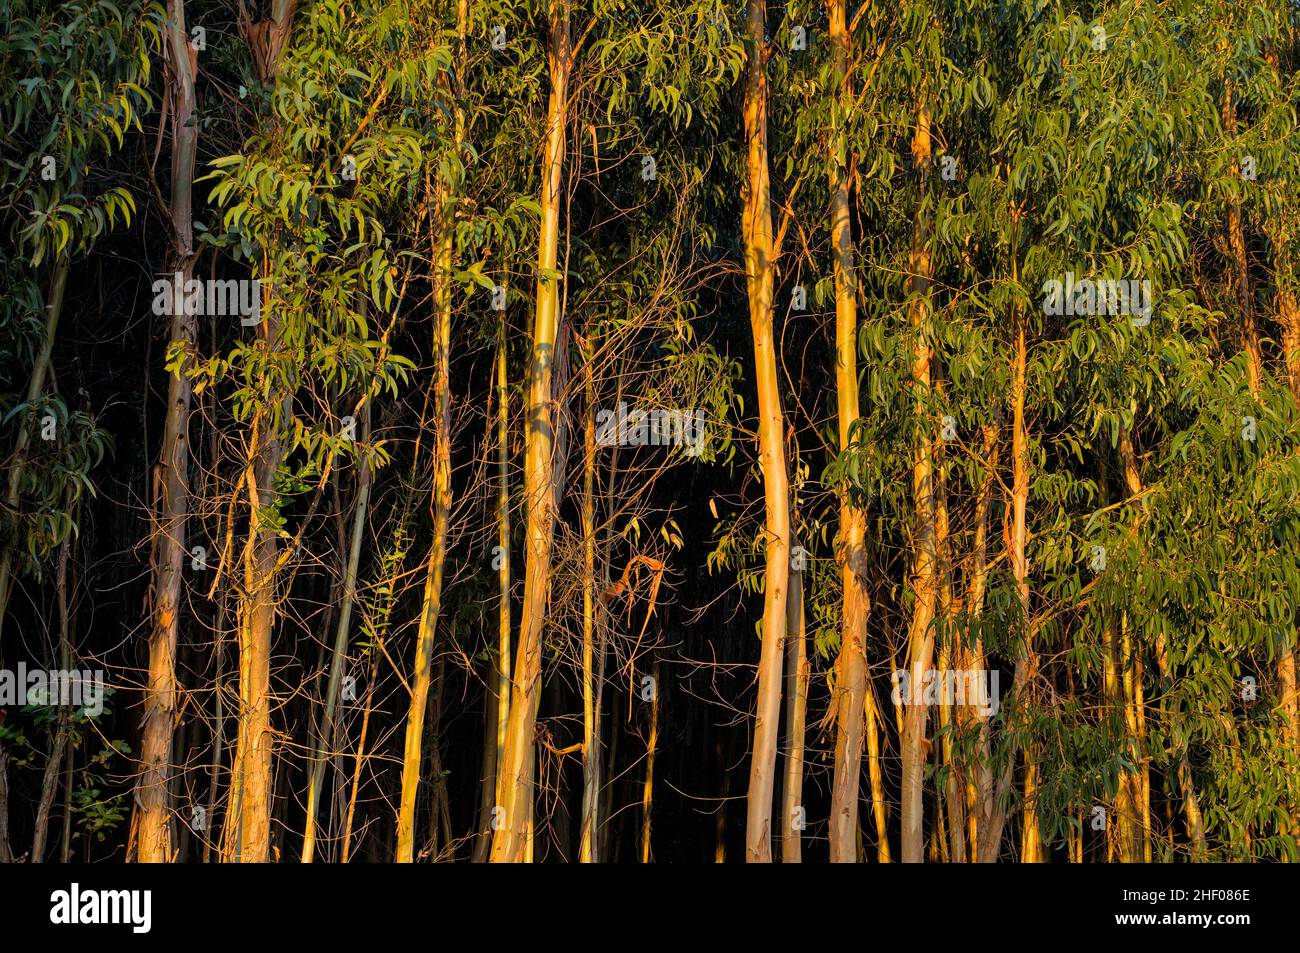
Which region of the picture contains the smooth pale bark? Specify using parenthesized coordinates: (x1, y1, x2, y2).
(579, 356, 603, 862)
(223, 417, 279, 863)
(396, 171, 456, 862)
(827, 0, 872, 864)
(741, 0, 791, 863)
(781, 560, 808, 862)
(900, 101, 937, 864)
(934, 428, 966, 862)
(978, 319, 1034, 864)
(137, 0, 199, 862)
(963, 425, 998, 860)
(222, 0, 296, 866)
(303, 404, 371, 862)
(475, 325, 513, 862)
(865, 677, 891, 861)
(490, 1, 570, 863)
(1008, 318, 1041, 863)
(495, 326, 512, 806)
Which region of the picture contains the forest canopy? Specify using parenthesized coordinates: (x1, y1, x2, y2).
(1, 0, 1298, 865)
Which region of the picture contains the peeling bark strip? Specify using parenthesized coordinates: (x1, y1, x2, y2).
(136, 0, 199, 864)
(741, 0, 792, 864)
(490, 0, 570, 863)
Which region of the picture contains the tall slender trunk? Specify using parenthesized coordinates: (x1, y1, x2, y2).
(396, 169, 457, 862)
(781, 556, 808, 862)
(741, 0, 790, 863)
(475, 322, 513, 862)
(490, 0, 570, 862)
(900, 99, 936, 864)
(827, 0, 872, 863)
(1008, 317, 1040, 863)
(934, 425, 965, 862)
(979, 313, 1033, 864)
(32, 497, 75, 863)
(303, 404, 371, 861)
(223, 0, 296, 866)
(640, 661, 659, 863)
(579, 348, 602, 862)
(136, 0, 199, 863)
(964, 424, 997, 859)
(865, 677, 891, 861)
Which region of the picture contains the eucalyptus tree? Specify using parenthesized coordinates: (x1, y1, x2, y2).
(199, 0, 435, 861)
(0, 0, 153, 862)
(137, 0, 201, 864)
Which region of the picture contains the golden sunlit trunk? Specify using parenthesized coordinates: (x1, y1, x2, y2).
(781, 561, 808, 862)
(490, 0, 570, 862)
(741, 0, 791, 863)
(900, 100, 936, 864)
(826, 0, 872, 864)
(136, 0, 199, 865)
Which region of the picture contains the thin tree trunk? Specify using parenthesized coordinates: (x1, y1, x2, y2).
(490, 0, 570, 862)
(964, 424, 997, 859)
(741, 0, 791, 864)
(32, 502, 75, 863)
(865, 677, 891, 861)
(303, 404, 371, 861)
(137, 0, 199, 865)
(640, 661, 659, 863)
(222, 0, 296, 867)
(781, 558, 808, 862)
(580, 349, 602, 862)
(900, 99, 937, 864)
(979, 312, 1034, 864)
(1009, 316, 1041, 863)
(827, 0, 872, 864)
(935, 427, 966, 862)
(396, 169, 456, 861)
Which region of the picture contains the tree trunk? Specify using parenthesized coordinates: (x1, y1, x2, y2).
(303, 404, 371, 861)
(579, 349, 603, 862)
(490, 0, 570, 862)
(781, 558, 808, 862)
(741, 0, 791, 863)
(137, 0, 199, 863)
(827, 0, 872, 863)
(397, 170, 457, 862)
(222, 0, 296, 867)
(900, 99, 936, 864)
